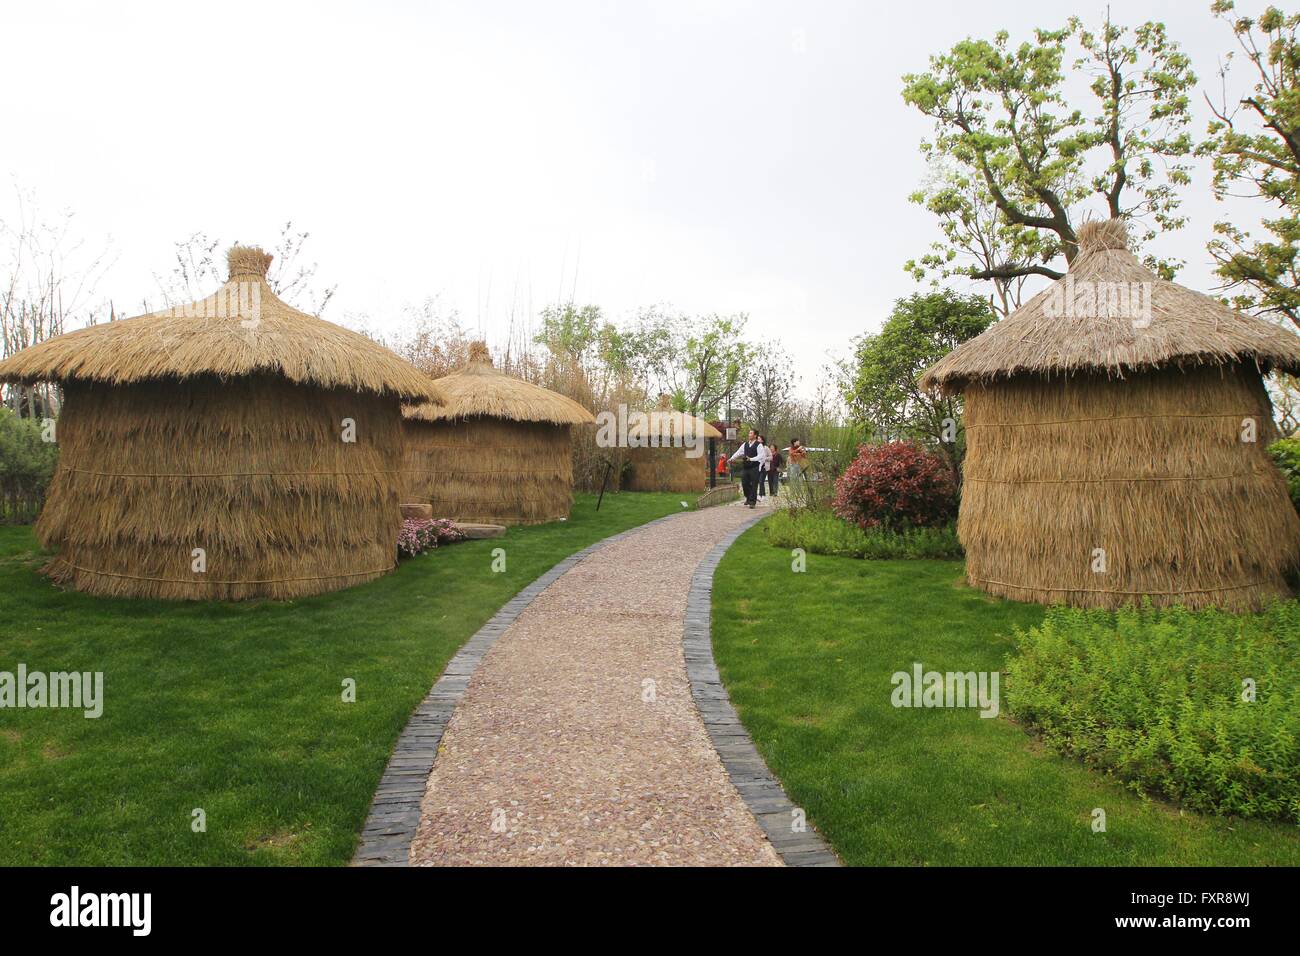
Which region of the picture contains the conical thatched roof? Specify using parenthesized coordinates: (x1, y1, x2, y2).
(403, 341, 595, 425)
(639, 410, 723, 441)
(920, 219, 1300, 394)
(637, 394, 722, 440)
(0, 245, 444, 403)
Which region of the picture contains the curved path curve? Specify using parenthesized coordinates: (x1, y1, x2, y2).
(354, 500, 837, 867)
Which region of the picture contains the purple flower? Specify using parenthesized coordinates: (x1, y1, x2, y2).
(397, 517, 466, 558)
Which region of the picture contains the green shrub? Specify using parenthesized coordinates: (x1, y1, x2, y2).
(1006, 602, 1300, 823)
(0, 406, 58, 523)
(763, 507, 962, 559)
(1270, 436, 1300, 514)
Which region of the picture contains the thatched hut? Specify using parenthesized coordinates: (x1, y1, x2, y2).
(401, 342, 595, 525)
(0, 245, 444, 601)
(920, 219, 1300, 611)
(624, 397, 723, 492)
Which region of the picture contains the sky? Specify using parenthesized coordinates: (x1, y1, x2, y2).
(0, 0, 1272, 397)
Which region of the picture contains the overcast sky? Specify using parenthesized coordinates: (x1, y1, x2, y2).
(0, 0, 1270, 395)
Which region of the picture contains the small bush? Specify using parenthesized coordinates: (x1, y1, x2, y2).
(397, 517, 464, 558)
(1270, 437, 1300, 514)
(1006, 602, 1300, 823)
(0, 406, 58, 523)
(763, 508, 962, 559)
(832, 440, 956, 531)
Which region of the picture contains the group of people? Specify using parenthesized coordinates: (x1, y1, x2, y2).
(723, 430, 808, 509)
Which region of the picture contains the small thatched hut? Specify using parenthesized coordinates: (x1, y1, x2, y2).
(401, 341, 595, 525)
(0, 245, 444, 601)
(920, 219, 1300, 611)
(624, 397, 723, 492)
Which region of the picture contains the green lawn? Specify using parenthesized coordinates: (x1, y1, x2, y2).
(0, 491, 694, 866)
(712, 524, 1300, 865)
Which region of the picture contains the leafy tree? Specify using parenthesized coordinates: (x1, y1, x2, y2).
(906, 162, 1034, 316)
(740, 341, 797, 435)
(532, 302, 673, 402)
(842, 291, 994, 481)
(902, 13, 1196, 289)
(663, 313, 751, 418)
(1203, 2, 1300, 329)
(534, 302, 603, 363)
(1269, 372, 1300, 433)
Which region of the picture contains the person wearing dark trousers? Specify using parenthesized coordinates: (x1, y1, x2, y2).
(728, 428, 763, 508)
(767, 442, 783, 497)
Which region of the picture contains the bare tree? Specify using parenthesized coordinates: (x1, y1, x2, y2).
(153, 221, 336, 315)
(0, 186, 115, 417)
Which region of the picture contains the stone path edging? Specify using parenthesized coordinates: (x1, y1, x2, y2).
(351, 510, 690, 866)
(684, 511, 843, 866)
(697, 484, 742, 509)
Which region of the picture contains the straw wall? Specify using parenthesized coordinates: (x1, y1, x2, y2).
(402, 416, 574, 525)
(37, 375, 404, 600)
(959, 364, 1300, 611)
(625, 445, 711, 493)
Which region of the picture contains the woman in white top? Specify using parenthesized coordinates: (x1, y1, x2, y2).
(756, 435, 772, 500)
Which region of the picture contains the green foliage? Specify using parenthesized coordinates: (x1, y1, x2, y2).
(762, 508, 962, 560)
(535, 304, 753, 420)
(740, 340, 797, 435)
(0, 407, 58, 522)
(902, 13, 1196, 289)
(1203, 2, 1300, 329)
(1269, 436, 1300, 512)
(677, 313, 751, 418)
(842, 291, 993, 476)
(1007, 602, 1300, 822)
(712, 527, 1300, 864)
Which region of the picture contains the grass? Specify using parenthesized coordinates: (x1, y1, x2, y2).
(711, 524, 1300, 865)
(761, 507, 962, 559)
(0, 491, 695, 866)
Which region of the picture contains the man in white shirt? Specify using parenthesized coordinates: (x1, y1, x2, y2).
(728, 429, 764, 508)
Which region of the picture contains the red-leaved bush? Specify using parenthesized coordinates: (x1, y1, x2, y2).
(832, 441, 956, 531)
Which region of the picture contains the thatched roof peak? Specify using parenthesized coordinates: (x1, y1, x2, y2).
(920, 217, 1300, 394)
(403, 342, 595, 426)
(227, 244, 273, 279)
(1076, 218, 1129, 253)
(0, 243, 444, 403)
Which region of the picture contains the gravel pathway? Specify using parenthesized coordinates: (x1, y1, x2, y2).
(409, 501, 782, 866)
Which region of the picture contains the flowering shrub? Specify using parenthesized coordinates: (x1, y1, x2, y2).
(831, 441, 956, 531)
(397, 517, 465, 558)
